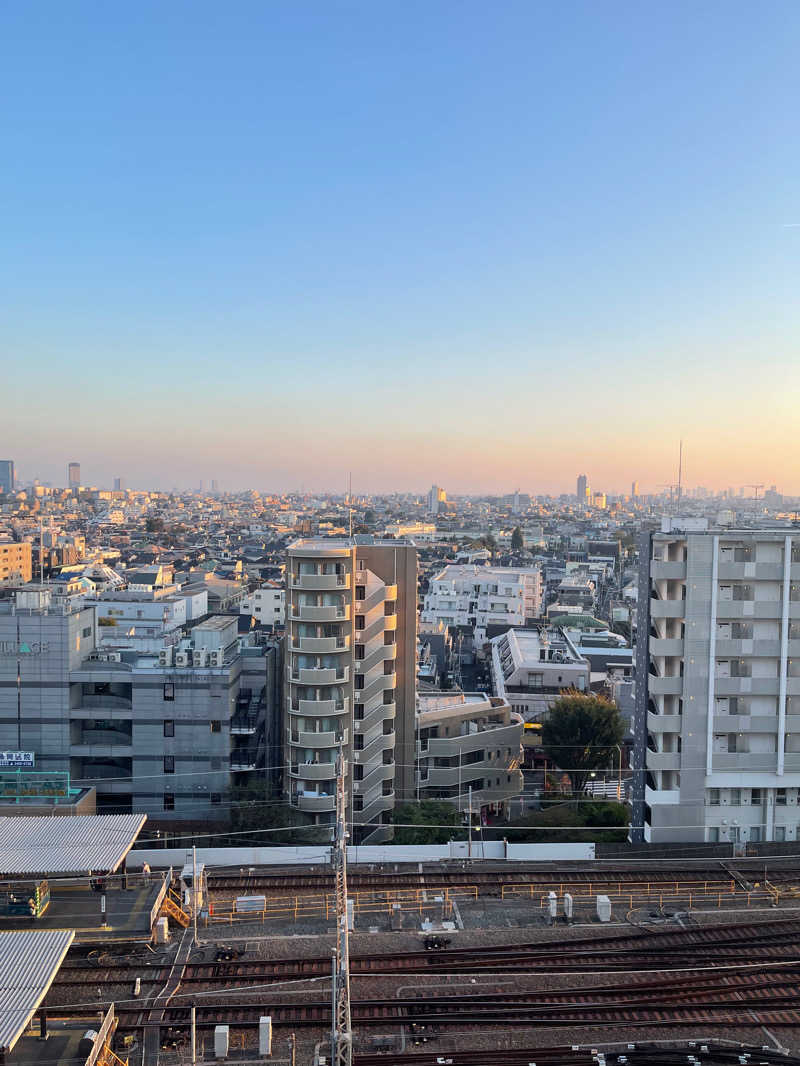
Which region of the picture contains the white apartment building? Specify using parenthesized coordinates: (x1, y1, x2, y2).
(241, 583, 285, 626)
(285, 538, 417, 843)
(421, 564, 543, 645)
(636, 526, 800, 845)
(489, 627, 590, 722)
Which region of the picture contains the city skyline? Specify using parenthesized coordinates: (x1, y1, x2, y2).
(3, 2, 799, 493)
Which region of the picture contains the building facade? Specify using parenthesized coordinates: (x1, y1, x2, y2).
(421, 564, 543, 645)
(68, 463, 81, 490)
(0, 542, 32, 586)
(0, 460, 14, 495)
(635, 527, 800, 845)
(416, 692, 523, 816)
(0, 585, 275, 828)
(489, 627, 590, 721)
(285, 538, 417, 843)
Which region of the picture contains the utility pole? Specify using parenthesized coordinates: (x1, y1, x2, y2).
(331, 748, 352, 1066)
(192, 844, 200, 946)
(468, 784, 472, 861)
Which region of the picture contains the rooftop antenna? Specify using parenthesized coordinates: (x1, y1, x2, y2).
(348, 472, 353, 539)
(677, 439, 683, 506)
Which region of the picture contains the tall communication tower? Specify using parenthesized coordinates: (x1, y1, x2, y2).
(331, 749, 352, 1066)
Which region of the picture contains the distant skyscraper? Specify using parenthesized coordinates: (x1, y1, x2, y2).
(68, 462, 80, 490)
(631, 480, 639, 499)
(113, 477, 125, 492)
(427, 484, 446, 515)
(576, 473, 589, 502)
(211, 479, 219, 493)
(0, 460, 14, 495)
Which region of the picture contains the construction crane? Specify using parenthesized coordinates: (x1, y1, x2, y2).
(747, 484, 764, 501)
(331, 748, 352, 1066)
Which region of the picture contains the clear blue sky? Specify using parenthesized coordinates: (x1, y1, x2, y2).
(2, 1, 799, 494)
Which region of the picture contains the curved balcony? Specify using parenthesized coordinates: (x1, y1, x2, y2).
(290, 666, 350, 686)
(288, 727, 349, 748)
(291, 635, 350, 655)
(293, 793, 336, 813)
(383, 614, 398, 632)
(290, 604, 350, 623)
(289, 762, 337, 781)
(291, 573, 350, 591)
(290, 697, 349, 717)
(384, 584, 398, 601)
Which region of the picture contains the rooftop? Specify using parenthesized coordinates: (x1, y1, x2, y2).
(0, 814, 146, 877)
(0, 930, 74, 1054)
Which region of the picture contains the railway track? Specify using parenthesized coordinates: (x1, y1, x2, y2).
(353, 1046, 800, 1066)
(206, 860, 800, 895)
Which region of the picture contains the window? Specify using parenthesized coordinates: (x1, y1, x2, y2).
(211, 757, 221, 770)
(163, 793, 175, 811)
(727, 734, 738, 753)
(353, 794, 364, 812)
(163, 683, 175, 701)
(708, 789, 720, 806)
(750, 827, 761, 842)
(777, 789, 787, 805)
(163, 720, 174, 738)
(211, 793, 221, 805)
(355, 675, 364, 691)
(82, 626, 92, 638)
(354, 734, 364, 752)
(730, 788, 741, 806)
(210, 720, 221, 733)
(354, 703, 364, 721)
(164, 755, 175, 773)
(353, 764, 364, 781)
(354, 644, 365, 661)
(355, 614, 364, 630)
(751, 789, 762, 805)
(708, 827, 719, 843)
(775, 826, 786, 841)
(355, 585, 366, 600)
(382, 750, 393, 765)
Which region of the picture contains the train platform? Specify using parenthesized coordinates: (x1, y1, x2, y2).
(0, 878, 165, 943)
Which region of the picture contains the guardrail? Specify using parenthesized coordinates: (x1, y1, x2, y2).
(148, 866, 173, 930)
(83, 1005, 116, 1066)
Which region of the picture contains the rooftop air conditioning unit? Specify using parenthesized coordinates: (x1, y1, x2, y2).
(159, 647, 173, 667)
(208, 650, 222, 667)
(175, 651, 190, 667)
(105, 652, 122, 663)
(193, 649, 207, 667)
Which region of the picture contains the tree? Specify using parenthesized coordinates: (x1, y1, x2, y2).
(226, 783, 330, 846)
(510, 526, 524, 552)
(391, 801, 466, 844)
(145, 516, 164, 533)
(540, 693, 625, 797)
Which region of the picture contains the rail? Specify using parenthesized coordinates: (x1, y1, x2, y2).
(84, 1005, 118, 1066)
(501, 878, 738, 899)
(207, 885, 477, 925)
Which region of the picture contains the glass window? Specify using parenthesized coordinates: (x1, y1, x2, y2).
(750, 827, 761, 842)
(163, 683, 175, 701)
(211, 793, 221, 805)
(775, 826, 786, 841)
(708, 789, 720, 806)
(751, 789, 761, 805)
(210, 721, 221, 733)
(708, 827, 719, 843)
(163, 720, 174, 738)
(163, 793, 175, 811)
(730, 788, 741, 806)
(777, 788, 787, 805)
(164, 755, 175, 773)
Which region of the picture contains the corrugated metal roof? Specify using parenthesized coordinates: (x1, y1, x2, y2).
(0, 814, 147, 877)
(0, 929, 75, 1052)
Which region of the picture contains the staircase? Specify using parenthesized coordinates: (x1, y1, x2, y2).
(160, 889, 190, 928)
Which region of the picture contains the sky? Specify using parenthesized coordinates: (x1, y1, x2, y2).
(1, 1, 799, 496)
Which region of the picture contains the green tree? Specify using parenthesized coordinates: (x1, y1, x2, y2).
(541, 693, 625, 797)
(391, 801, 466, 844)
(510, 526, 524, 552)
(145, 516, 165, 533)
(227, 783, 330, 846)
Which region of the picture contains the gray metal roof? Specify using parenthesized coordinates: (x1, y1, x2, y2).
(0, 929, 75, 1052)
(0, 814, 147, 877)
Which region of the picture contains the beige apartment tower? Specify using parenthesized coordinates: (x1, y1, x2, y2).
(285, 538, 417, 843)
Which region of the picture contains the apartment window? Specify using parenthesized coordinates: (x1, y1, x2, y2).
(163, 793, 175, 811)
(777, 789, 787, 805)
(751, 789, 762, 805)
(82, 626, 92, 638)
(750, 827, 761, 842)
(210, 720, 221, 733)
(382, 780, 393, 796)
(354, 703, 365, 721)
(383, 660, 394, 675)
(353, 794, 364, 812)
(163, 720, 175, 738)
(730, 788, 741, 806)
(355, 614, 365, 631)
(708, 789, 720, 806)
(775, 826, 786, 841)
(355, 585, 366, 601)
(382, 720, 394, 735)
(727, 734, 738, 754)
(708, 827, 719, 843)
(382, 750, 393, 765)
(164, 755, 175, 773)
(384, 602, 395, 616)
(383, 690, 394, 705)
(353, 764, 364, 781)
(163, 683, 175, 701)
(210, 793, 221, 805)
(354, 734, 364, 752)
(355, 675, 365, 691)
(354, 644, 365, 661)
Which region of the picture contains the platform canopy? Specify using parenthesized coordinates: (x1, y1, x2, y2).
(0, 813, 147, 878)
(0, 929, 74, 1053)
